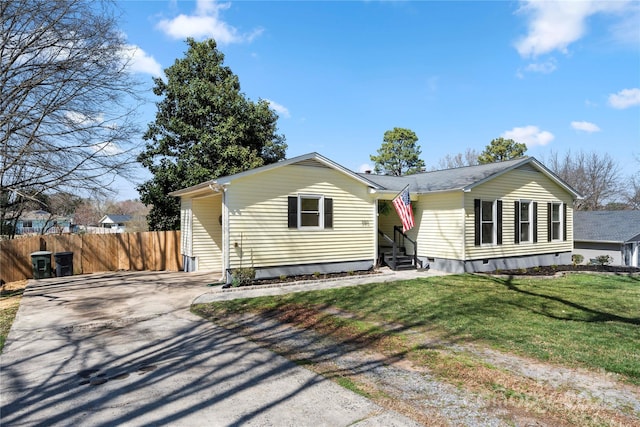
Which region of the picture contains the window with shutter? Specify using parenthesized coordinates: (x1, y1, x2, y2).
(475, 199, 501, 245)
(288, 195, 333, 230)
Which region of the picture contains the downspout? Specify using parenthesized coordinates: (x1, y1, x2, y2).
(374, 197, 379, 267)
(461, 190, 468, 262)
(208, 183, 229, 282)
(220, 185, 230, 282)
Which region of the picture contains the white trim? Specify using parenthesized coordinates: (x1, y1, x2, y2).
(297, 194, 324, 230)
(222, 187, 230, 274)
(480, 199, 497, 246)
(550, 201, 563, 241)
(518, 200, 533, 243)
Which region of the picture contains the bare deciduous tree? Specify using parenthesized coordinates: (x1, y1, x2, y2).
(544, 150, 622, 211)
(1, 0, 141, 237)
(624, 154, 640, 210)
(434, 148, 480, 170)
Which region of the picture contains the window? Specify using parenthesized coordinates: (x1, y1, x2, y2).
(288, 195, 333, 230)
(547, 202, 566, 241)
(300, 195, 321, 227)
(474, 199, 502, 246)
(514, 200, 537, 244)
(481, 200, 494, 244)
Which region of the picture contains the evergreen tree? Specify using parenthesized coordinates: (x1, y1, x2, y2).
(138, 38, 287, 230)
(478, 138, 527, 164)
(370, 128, 425, 176)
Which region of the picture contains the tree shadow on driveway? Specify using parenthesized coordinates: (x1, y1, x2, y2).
(1, 272, 393, 427)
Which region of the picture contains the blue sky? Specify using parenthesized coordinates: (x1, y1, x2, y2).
(116, 0, 639, 200)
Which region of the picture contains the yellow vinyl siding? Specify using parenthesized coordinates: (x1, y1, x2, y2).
(226, 164, 375, 269)
(414, 192, 465, 259)
(192, 194, 223, 272)
(377, 201, 398, 239)
(180, 198, 192, 256)
(464, 167, 574, 260)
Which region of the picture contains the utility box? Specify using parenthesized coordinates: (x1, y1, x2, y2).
(54, 251, 74, 277)
(31, 251, 53, 279)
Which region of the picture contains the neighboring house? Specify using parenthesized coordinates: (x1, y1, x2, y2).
(573, 210, 640, 267)
(98, 214, 132, 233)
(16, 210, 74, 235)
(170, 152, 581, 282)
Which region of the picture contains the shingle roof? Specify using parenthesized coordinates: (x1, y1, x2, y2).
(170, 153, 580, 200)
(101, 214, 132, 224)
(574, 210, 640, 243)
(358, 156, 579, 197)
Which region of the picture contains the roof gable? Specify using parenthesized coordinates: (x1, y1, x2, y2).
(359, 157, 581, 198)
(170, 152, 383, 197)
(100, 214, 132, 224)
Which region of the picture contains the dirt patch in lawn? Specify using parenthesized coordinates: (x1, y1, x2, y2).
(0, 280, 27, 310)
(195, 303, 640, 427)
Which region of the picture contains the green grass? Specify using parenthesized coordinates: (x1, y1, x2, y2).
(0, 292, 22, 352)
(193, 273, 640, 384)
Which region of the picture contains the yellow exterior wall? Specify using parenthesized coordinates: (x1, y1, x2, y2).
(414, 192, 465, 259)
(192, 194, 223, 272)
(226, 164, 375, 269)
(463, 167, 574, 260)
(377, 201, 398, 242)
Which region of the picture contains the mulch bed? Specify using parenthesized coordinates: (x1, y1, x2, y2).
(224, 269, 381, 288)
(487, 264, 640, 276)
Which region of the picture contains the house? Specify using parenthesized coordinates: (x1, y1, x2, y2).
(15, 210, 74, 235)
(98, 214, 132, 233)
(170, 152, 581, 282)
(573, 210, 640, 267)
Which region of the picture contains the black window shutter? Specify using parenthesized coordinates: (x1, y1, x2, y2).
(563, 203, 567, 241)
(514, 201, 520, 244)
(547, 202, 552, 242)
(497, 200, 503, 245)
(288, 196, 297, 228)
(324, 198, 333, 228)
(474, 199, 481, 246)
(533, 202, 538, 243)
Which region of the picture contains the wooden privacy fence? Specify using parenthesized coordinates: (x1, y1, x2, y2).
(0, 231, 182, 284)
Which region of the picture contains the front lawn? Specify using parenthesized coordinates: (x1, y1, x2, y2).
(193, 273, 640, 384)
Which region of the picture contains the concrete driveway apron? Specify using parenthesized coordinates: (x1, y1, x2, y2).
(1, 271, 419, 427)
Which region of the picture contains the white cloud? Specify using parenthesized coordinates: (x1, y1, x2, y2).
(524, 59, 557, 74)
(121, 44, 163, 77)
(265, 99, 290, 119)
(571, 121, 601, 133)
(156, 0, 263, 44)
(65, 111, 104, 126)
(501, 125, 555, 147)
(608, 88, 640, 109)
(515, 0, 630, 58)
(358, 164, 373, 173)
(92, 141, 123, 156)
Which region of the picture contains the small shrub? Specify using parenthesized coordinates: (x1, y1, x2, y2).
(520, 268, 528, 274)
(279, 274, 287, 281)
(312, 271, 321, 279)
(592, 255, 613, 266)
(551, 264, 558, 270)
(572, 254, 584, 266)
(533, 266, 541, 273)
(232, 267, 256, 287)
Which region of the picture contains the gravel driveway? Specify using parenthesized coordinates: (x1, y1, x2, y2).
(1, 271, 418, 426)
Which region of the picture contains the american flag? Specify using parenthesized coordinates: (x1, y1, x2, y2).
(392, 185, 414, 233)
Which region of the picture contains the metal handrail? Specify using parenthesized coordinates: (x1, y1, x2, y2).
(393, 226, 420, 268)
(378, 230, 398, 268)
